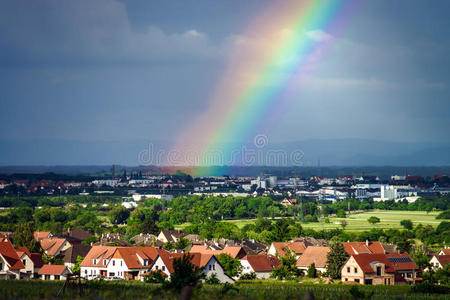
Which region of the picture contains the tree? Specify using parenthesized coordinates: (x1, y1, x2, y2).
(340, 220, 348, 230)
(411, 246, 431, 270)
(271, 249, 301, 280)
(307, 263, 317, 278)
(336, 209, 346, 218)
(164, 253, 205, 292)
(394, 236, 413, 253)
(217, 253, 243, 278)
(109, 206, 130, 225)
(14, 221, 39, 252)
(325, 243, 349, 280)
(175, 238, 190, 250)
(436, 210, 450, 220)
(71, 256, 84, 274)
(400, 219, 413, 230)
(140, 217, 159, 235)
(367, 216, 380, 225)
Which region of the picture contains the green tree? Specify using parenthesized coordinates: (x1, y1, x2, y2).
(109, 206, 130, 224)
(336, 209, 346, 218)
(411, 246, 431, 270)
(400, 219, 413, 230)
(164, 253, 205, 292)
(271, 249, 301, 280)
(14, 221, 39, 252)
(367, 216, 381, 225)
(141, 217, 159, 235)
(175, 238, 190, 250)
(307, 263, 317, 278)
(394, 236, 413, 253)
(340, 220, 348, 230)
(217, 253, 243, 278)
(325, 243, 349, 280)
(71, 256, 84, 274)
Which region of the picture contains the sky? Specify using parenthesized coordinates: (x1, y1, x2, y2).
(0, 0, 449, 165)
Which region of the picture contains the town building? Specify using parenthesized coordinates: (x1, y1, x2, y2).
(296, 246, 330, 274)
(240, 254, 280, 279)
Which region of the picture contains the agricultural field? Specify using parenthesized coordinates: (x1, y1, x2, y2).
(0, 280, 448, 300)
(217, 210, 441, 232)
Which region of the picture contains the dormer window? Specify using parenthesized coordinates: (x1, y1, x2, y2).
(143, 260, 148, 266)
(376, 266, 382, 276)
(93, 259, 97, 265)
(103, 260, 107, 265)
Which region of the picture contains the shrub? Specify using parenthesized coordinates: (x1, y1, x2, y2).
(240, 272, 257, 280)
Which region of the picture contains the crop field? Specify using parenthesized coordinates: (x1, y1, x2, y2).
(216, 210, 441, 232)
(0, 280, 448, 300)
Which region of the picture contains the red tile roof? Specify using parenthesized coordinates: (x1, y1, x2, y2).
(244, 255, 280, 272)
(31, 253, 44, 268)
(189, 245, 246, 259)
(435, 255, 450, 267)
(343, 241, 386, 256)
(351, 253, 418, 274)
(271, 242, 307, 257)
(439, 249, 450, 255)
(38, 264, 68, 275)
(296, 246, 331, 268)
(34, 231, 52, 242)
(40, 238, 68, 256)
(0, 241, 25, 270)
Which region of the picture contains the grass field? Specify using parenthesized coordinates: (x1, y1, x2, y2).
(1, 280, 448, 300)
(175, 210, 441, 232)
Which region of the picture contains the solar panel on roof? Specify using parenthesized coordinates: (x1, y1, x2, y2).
(388, 257, 411, 263)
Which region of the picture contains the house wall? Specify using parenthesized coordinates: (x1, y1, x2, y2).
(150, 256, 171, 277)
(81, 266, 105, 279)
(203, 256, 234, 283)
(298, 266, 327, 274)
(0, 254, 20, 279)
(429, 256, 443, 271)
(268, 244, 277, 257)
(106, 257, 129, 278)
(341, 257, 394, 285)
(19, 254, 34, 276)
(41, 274, 68, 280)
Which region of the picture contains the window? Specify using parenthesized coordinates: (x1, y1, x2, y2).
(347, 267, 350, 273)
(93, 259, 97, 265)
(113, 260, 115, 266)
(213, 264, 215, 271)
(0, 262, 3, 270)
(407, 273, 412, 278)
(121, 261, 123, 266)
(23, 260, 26, 267)
(162, 266, 165, 271)
(354, 279, 360, 283)
(388, 278, 391, 285)
(364, 279, 372, 285)
(345, 278, 348, 281)
(209, 265, 212, 270)
(376, 266, 381, 276)
(354, 267, 357, 273)
(55, 275, 60, 280)
(45, 275, 50, 280)
(155, 266, 159, 270)
(104, 260, 107, 265)
(85, 270, 87, 275)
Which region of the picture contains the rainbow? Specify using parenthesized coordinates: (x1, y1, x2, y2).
(169, 0, 358, 176)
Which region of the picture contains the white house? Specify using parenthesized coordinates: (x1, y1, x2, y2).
(240, 255, 280, 279)
(0, 240, 24, 279)
(429, 255, 450, 271)
(149, 252, 234, 283)
(39, 265, 70, 280)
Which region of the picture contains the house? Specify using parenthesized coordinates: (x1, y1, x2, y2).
(39, 265, 70, 280)
(131, 234, 164, 247)
(63, 228, 92, 242)
(150, 252, 234, 283)
(296, 246, 330, 274)
(40, 238, 72, 257)
(341, 253, 419, 285)
(14, 247, 36, 278)
(268, 241, 307, 259)
(80, 246, 165, 280)
(429, 255, 450, 271)
(61, 244, 92, 269)
(280, 198, 297, 206)
(189, 245, 247, 259)
(438, 248, 450, 256)
(0, 240, 25, 279)
(240, 255, 280, 279)
(343, 241, 387, 256)
(34, 231, 52, 242)
(157, 230, 186, 244)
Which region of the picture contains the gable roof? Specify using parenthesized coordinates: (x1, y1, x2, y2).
(296, 246, 331, 268)
(271, 241, 307, 257)
(156, 252, 215, 274)
(80, 246, 118, 268)
(343, 241, 386, 256)
(38, 264, 68, 275)
(40, 238, 69, 256)
(15, 246, 31, 258)
(244, 255, 280, 272)
(439, 249, 450, 255)
(115, 247, 164, 269)
(189, 245, 246, 259)
(434, 255, 450, 267)
(65, 228, 92, 241)
(34, 231, 52, 242)
(351, 253, 418, 274)
(159, 230, 186, 243)
(0, 241, 25, 270)
(30, 253, 44, 268)
(62, 245, 92, 264)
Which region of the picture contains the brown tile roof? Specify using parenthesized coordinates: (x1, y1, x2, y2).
(435, 255, 450, 266)
(62, 245, 92, 264)
(296, 246, 331, 268)
(272, 242, 307, 257)
(157, 252, 214, 274)
(189, 245, 246, 259)
(65, 228, 92, 241)
(80, 246, 117, 268)
(440, 249, 450, 255)
(343, 241, 385, 256)
(0, 241, 25, 270)
(352, 253, 418, 274)
(40, 238, 68, 256)
(244, 255, 280, 272)
(38, 264, 68, 275)
(30, 253, 44, 268)
(15, 246, 31, 258)
(34, 231, 51, 242)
